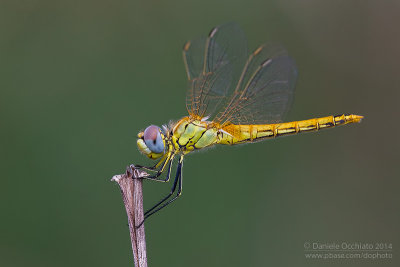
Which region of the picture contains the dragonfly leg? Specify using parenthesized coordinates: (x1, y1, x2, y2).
(137, 153, 174, 182)
(134, 165, 156, 171)
(135, 154, 167, 172)
(141, 154, 175, 182)
(137, 156, 184, 227)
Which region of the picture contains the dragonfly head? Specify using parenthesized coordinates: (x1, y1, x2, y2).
(137, 125, 166, 159)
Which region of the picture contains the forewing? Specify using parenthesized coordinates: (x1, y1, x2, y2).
(183, 22, 248, 119)
(216, 43, 298, 125)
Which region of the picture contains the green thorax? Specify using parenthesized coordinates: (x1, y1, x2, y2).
(171, 117, 219, 153)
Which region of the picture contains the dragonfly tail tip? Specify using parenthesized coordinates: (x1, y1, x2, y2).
(353, 114, 364, 123)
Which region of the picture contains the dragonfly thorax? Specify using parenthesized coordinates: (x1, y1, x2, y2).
(171, 116, 219, 153)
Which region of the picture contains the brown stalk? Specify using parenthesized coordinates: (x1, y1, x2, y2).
(111, 165, 148, 267)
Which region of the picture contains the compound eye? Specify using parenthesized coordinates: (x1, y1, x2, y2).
(143, 125, 164, 154)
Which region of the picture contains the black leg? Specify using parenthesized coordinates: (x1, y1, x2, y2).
(135, 162, 159, 171)
(137, 154, 174, 182)
(144, 165, 183, 218)
(144, 156, 183, 216)
(134, 164, 156, 171)
(136, 152, 170, 172)
(137, 156, 184, 227)
(142, 155, 175, 182)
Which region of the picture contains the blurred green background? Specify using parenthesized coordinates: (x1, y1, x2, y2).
(1, 0, 399, 266)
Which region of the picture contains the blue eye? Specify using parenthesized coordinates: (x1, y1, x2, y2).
(143, 125, 164, 154)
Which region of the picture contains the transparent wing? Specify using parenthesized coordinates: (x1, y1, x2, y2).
(215, 43, 298, 125)
(183, 22, 248, 119)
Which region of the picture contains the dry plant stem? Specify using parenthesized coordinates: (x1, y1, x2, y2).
(111, 165, 148, 267)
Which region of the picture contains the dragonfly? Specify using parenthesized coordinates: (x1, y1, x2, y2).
(136, 22, 363, 224)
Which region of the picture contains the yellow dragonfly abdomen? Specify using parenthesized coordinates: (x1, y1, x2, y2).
(218, 114, 363, 145)
(169, 114, 363, 152)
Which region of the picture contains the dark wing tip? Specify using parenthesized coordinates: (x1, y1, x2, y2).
(208, 27, 218, 38)
(183, 41, 191, 52)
